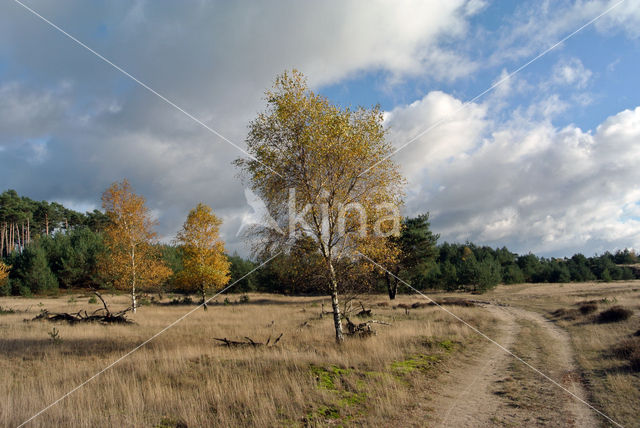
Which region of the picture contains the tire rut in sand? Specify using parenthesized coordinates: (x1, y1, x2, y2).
(427, 305, 597, 427)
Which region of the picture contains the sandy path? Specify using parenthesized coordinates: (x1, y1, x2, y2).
(427, 304, 598, 427)
(508, 306, 598, 428)
(427, 305, 517, 427)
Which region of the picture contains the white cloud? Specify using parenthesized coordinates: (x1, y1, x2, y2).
(525, 94, 570, 120)
(551, 58, 592, 88)
(387, 87, 640, 256)
(386, 91, 488, 181)
(593, 0, 640, 38)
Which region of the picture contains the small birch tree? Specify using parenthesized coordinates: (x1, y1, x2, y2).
(0, 261, 10, 288)
(100, 179, 171, 312)
(235, 70, 404, 343)
(176, 203, 231, 309)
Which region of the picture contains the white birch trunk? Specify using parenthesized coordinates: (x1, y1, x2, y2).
(131, 243, 137, 313)
(327, 261, 344, 343)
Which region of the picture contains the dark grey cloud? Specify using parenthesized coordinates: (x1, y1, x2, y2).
(0, 0, 478, 254)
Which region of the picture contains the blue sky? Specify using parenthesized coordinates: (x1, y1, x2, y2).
(321, 3, 640, 133)
(0, 0, 639, 257)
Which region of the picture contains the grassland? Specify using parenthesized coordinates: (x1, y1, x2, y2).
(1, 281, 638, 427)
(0, 293, 496, 427)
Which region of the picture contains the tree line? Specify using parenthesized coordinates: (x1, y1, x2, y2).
(230, 213, 640, 296)
(0, 171, 640, 300)
(2, 191, 638, 301)
(2, 189, 639, 302)
(0, 184, 231, 312)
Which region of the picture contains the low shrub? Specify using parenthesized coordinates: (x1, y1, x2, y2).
(614, 337, 640, 359)
(437, 298, 476, 307)
(631, 355, 640, 371)
(613, 337, 640, 372)
(596, 306, 633, 323)
(579, 303, 598, 315)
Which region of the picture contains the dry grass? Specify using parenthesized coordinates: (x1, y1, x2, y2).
(491, 318, 570, 426)
(0, 292, 496, 427)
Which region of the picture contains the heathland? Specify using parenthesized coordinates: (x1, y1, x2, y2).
(1, 280, 638, 427)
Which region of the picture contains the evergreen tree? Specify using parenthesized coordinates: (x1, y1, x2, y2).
(387, 213, 439, 298)
(7, 241, 58, 294)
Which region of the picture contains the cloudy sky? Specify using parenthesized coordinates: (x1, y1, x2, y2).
(1, 0, 639, 257)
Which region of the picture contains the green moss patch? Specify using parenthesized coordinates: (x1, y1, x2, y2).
(390, 354, 440, 374)
(308, 365, 368, 424)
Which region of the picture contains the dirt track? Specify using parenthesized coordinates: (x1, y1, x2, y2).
(427, 304, 598, 427)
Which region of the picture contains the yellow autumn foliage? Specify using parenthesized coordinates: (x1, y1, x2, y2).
(99, 179, 172, 311)
(176, 203, 230, 306)
(236, 70, 405, 342)
(0, 261, 10, 287)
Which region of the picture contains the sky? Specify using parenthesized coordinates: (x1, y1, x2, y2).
(1, 0, 639, 258)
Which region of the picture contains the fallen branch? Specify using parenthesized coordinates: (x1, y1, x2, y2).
(213, 337, 247, 347)
(93, 291, 111, 316)
(297, 320, 311, 330)
(29, 308, 133, 324)
(344, 317, 391, 337)
(214, 333, 284, 348)
(369, 319, 392, 326)
(356, 301, 372, 317)
(28, 293, 133, 325)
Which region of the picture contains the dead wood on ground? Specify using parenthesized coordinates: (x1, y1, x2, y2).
(27, 292, 133, 324)
(214, 333, 284, 348)
(344, 316, 391, 337)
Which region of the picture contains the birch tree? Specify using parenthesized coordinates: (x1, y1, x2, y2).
(176, 203, 231, 309)
(0, 261, 9, 288)
(235, 70, 404, 343)
(100, 179, 171, 312)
